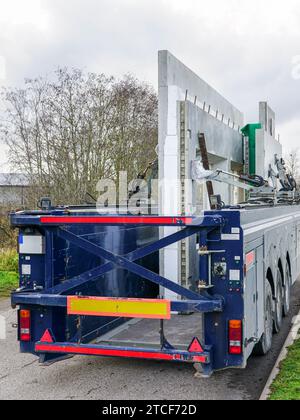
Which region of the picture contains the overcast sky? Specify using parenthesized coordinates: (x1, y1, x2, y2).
(1, 0, 300, 169)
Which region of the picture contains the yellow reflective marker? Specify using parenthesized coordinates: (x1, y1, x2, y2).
(67, 296, 171, 320)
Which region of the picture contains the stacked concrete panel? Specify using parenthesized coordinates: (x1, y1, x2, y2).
(158, 50, 245, 297)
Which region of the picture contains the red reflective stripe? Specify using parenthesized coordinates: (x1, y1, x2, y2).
(35, 344, 207, 363)
(36, 344, 174, 360)
(246, 251, 255, 268)
(193, 356, 207, 363)
(40, 217, 193, 225)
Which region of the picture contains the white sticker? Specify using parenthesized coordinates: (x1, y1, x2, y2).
(231, 228, 240, 234)
(230, 270, 241, 281)
(221, 234, 240, 241)
(22, 264, 31, 275)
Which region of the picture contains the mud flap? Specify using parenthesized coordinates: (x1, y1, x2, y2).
(39, 352, 73, 366)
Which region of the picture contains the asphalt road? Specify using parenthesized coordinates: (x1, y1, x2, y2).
(0, 281, 299, 401)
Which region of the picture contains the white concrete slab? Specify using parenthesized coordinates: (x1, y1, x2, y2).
(158, 51, 244, 294)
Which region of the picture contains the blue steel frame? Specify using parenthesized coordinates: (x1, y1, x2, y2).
(11, 212, 229, 375)
(12, 214, 225, 314)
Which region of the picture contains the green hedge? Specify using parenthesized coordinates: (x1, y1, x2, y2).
(0, 249, 19, 297)
(0, 271, 19, 297)
(269, 337, 300, 400)
(0, 249, 18, 272)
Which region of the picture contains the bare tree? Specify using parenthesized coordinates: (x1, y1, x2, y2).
(0, 69, 158, 206)
(285, 149, 300, 184)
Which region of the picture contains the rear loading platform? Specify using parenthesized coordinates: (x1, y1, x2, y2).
(97, 314, 203, 350)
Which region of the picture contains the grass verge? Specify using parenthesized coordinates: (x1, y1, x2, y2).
(269, 336, 300, 400)
(0, 248, 19, 297)
(0, 248, 18, 272)
(0, 271, 19, 297)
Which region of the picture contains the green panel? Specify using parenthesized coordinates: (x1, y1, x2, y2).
(241, 123, 262, 175)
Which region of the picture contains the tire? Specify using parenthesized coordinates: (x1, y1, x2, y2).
(283, 262, 292, 317)
(254, 281, 273, 356)
(273, 267, 284, 334)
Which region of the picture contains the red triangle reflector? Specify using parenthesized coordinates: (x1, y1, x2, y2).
(188, 337, 204, 353)
(40, 329, 54, 343)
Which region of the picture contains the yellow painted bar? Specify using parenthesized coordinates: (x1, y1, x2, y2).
(67, 296, 171, 320)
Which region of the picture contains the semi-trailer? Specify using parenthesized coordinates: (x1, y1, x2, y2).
(9, 51, 300, 377)
(10, 203, 300, 376)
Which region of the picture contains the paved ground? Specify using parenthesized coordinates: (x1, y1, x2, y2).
(0, 282, 299, 400)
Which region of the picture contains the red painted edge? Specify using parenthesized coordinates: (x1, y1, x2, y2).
(40, 216, 193, 225)
(246, 251, 255, 268)
(35, 343, 207, 364)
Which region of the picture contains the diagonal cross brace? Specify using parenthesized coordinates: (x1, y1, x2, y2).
(54, 228, 206, 301)
(47, 227, 202, 295)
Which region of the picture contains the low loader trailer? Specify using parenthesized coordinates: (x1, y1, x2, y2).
(10, 204, 300, 376)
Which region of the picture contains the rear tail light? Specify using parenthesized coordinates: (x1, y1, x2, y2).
(19, 310, 31, 342)
(229, 320, 243, 355)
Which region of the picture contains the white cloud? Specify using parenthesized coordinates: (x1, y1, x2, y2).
(0, 0, 50, 30)
(278, 117, 300, 154)
(0, 0, 300, 168)
(0, 56, 6, 80)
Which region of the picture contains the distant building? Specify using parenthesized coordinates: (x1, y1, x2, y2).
(0, 173, 30, 207)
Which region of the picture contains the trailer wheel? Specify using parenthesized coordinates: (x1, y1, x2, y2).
(283, 262, 292, 317)
(273, 268, 284, 334)
(254, 280, 273, 356)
